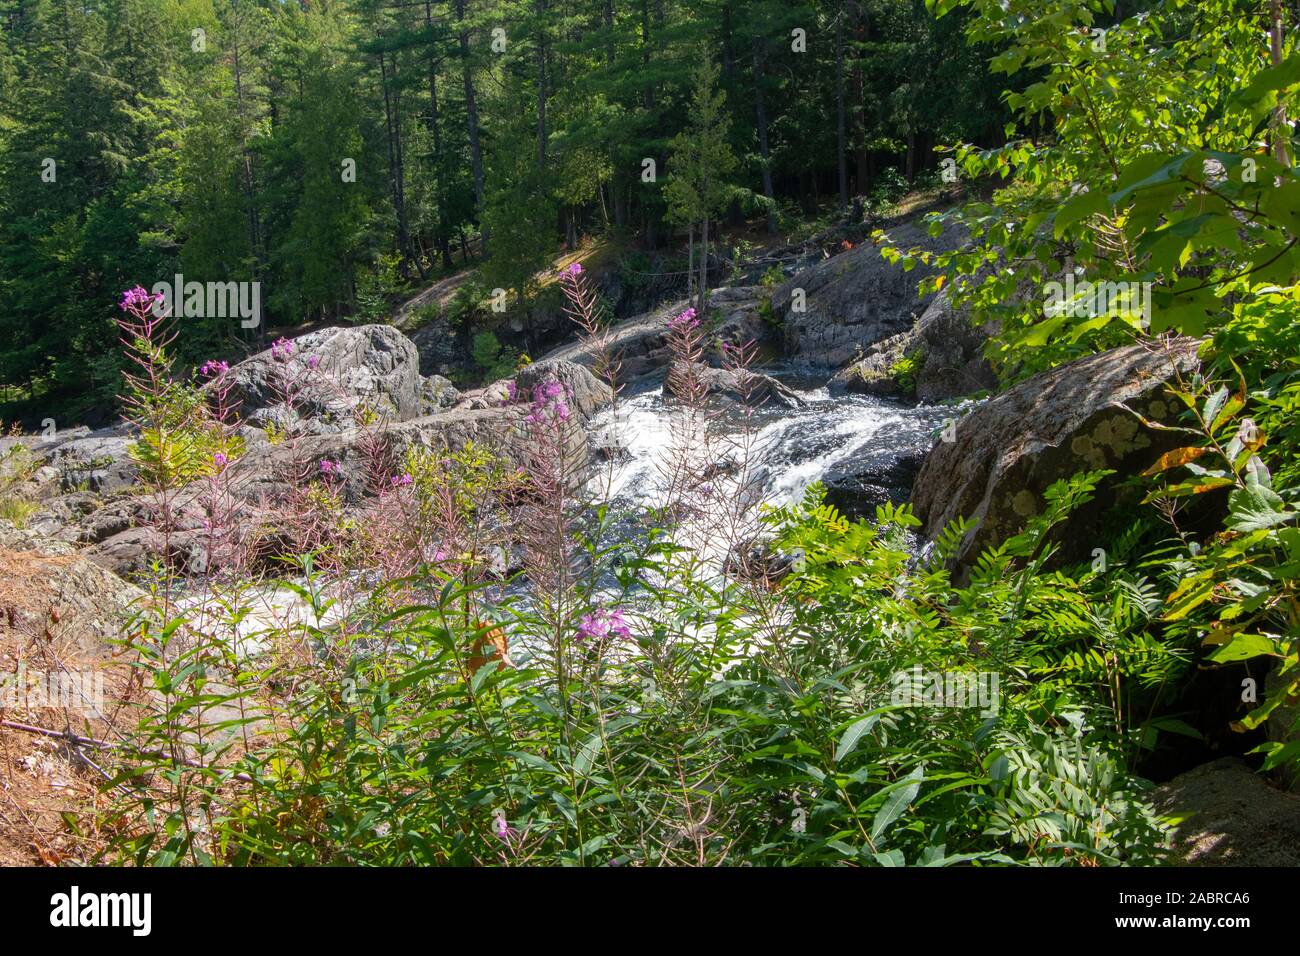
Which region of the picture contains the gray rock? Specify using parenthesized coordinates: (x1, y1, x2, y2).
(220, 325, 423, 432)
(420, 374, 461, 413)
(26, 491, 103, 541)
(823, 445, 930, 520)
(515, 359, 615, 420)
(86, 526, 208, 578)
(770, 220, 967, 367)
(408, 317, 461, 377)
(0, 525, 146, 660)
(523, 288, 777, 387)
(911, 339, 1202, 570)
(531, 302, 676, 384)
(706, 287, 782, 363)
(830, 286, 998, 402)
(665, 360, 805, 409)
(0, 429, 139, 496)
(1153, 757, 1300, 865)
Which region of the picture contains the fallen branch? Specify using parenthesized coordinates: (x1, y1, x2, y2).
(0, 717, 253, 783)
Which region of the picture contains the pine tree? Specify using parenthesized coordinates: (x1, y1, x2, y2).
(664, 52, 735, 316)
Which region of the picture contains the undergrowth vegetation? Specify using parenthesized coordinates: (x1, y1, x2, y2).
(97, 265, 1249, 869)
(67, 0, 1300, 867)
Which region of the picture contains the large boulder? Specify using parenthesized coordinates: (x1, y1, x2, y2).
(420, 374, 461, 413)
(0, 525, 145, 660)
(823, 445, 929, 520)
(769, 220, 967, 368)
(221, 325, 423, 432)
(45, 431, 136, 494)
(704, 286, 782, 362)
(526, 304, 673, 383)
(911, 339, 1201, 569)
(830, 286, 998, 402)
(1152, 757, 1300, 865)
(408, 317, 461, 377)
(665, 360, 805, 409)
(515, 359, 615, 420)
(207, 388, 610, 509)
(0, 427, 137, 498)
(528, 291, 777, 388)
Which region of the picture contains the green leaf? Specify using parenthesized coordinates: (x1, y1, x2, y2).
(871, 766, 924, 842)
(834, 713, 881, 763)
(1227, 484, 1291, 531)
(1206, 632, 1281, 663)
(1053, 188, 1108, 238)
(1230, 54, 1300, 112)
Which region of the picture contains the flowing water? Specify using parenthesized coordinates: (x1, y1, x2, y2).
(186, 366, 961, 656)
(587, 365, 954, 522)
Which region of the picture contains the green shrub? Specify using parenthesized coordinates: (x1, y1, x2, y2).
(104, 471, 1178, 866)
(446, 278, 490, 330)
(0, 496, 39, 527)
(889, 348, 925, 393)
(354, 253, 406, 323)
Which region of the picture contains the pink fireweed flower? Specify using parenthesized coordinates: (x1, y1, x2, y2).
(271, 337, 295, 362)
(213, 452, 228, 469)
(305, 354, 320, 370)
(564, 262, 583, 276)
(492, 809, 518, 843)
(668, 307, 699, 331)
(524, 378, 571, 426)
(576, 606, 632, 642)
(200, 359, 230, 378)
(119, 286, 158, 311)
(319, 458, 340, 479)
(390, 473, 413, 487)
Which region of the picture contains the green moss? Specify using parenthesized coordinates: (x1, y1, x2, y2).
(889, 347, 926, 394)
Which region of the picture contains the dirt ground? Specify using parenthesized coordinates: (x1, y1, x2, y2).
(0, 544, 140, 866)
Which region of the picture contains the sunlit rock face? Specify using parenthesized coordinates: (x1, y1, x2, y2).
(911, 338, 1202, 571)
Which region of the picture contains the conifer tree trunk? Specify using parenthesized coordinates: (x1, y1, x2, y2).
(836, 4, 849, 207)
(425, 0, 453, 269)
(455, 0, 488, 256)
(698, 216, 709, 316)
(753, 35, 776, 233)
(536, 0, 548, 171)
(379, 50, 414, 280)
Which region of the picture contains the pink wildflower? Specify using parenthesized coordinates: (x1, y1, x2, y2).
(524, 378, 571, 426)
(119, 286, 158, 311)
(668, 307, 699, 331)
(492, 809, 518, 843)
(271, 337, 295, 362)
(200, 359, 230, 378)
(576, 606, 632, 642)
